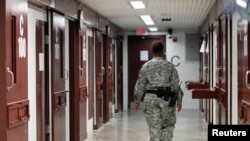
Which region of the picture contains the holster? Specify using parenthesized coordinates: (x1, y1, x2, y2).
(163, 87, 171, 101)
(156, 87, 166, 98)
(168, 93, 177, 107)
(164, 87, 177, 107)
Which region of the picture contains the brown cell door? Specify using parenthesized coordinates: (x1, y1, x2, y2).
(204, 31, 210, 85)
(213, 21, 223, 124)
(213, 21, 222, 124)
(79, 29, 87, 140)
(36, 20, 47, 141)
(104, 35, 113, 123)
(217, 15, 228, 124)
(128, 35, 166, 108)
(5, 6, 29, 141)
(208, 29, 215, 124)
(51, 11, 67, 141)
(204, 32, 211, 124)
(94, 31, 104, 129)
(116, 40, 123, 112)
(237, 19, 250, 124)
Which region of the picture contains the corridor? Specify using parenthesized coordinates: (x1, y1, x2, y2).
(85, 109, 208, 141)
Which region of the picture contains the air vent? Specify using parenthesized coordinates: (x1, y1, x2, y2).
(161, 18, 171, 21)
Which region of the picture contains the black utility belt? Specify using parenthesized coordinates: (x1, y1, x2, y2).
(146, 87, 175, 100)
(146, 88, 178, 107)
(147, 89, 172, 98)
(146, 87, 171, 97)
(146, 90, 158, 94)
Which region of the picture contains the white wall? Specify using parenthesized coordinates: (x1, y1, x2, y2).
(167, 32, 200, 109)
(28, 6, 47, 141)
(123, 31, 200, 110)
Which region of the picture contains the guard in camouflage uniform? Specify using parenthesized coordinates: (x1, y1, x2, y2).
(134, 41, 183, 141)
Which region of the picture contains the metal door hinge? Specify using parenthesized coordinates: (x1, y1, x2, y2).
(46, 124, 50, 134)
(45, 35, 49, 45)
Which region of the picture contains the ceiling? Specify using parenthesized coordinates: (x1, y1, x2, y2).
(78, 0, 216, 33)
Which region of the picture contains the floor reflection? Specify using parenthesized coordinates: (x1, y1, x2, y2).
(85, 109, 207, 141)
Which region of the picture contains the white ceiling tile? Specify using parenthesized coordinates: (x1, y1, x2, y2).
(79, 0, 216, 32)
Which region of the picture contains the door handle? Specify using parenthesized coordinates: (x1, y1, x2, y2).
(108, 66, 112, 75)
(216, 66, 223, 80)
(245, 70, 250, 89)
(101, 67, 105, 76)
(6, 67, 15, 92)
(79, 66, 84, 76)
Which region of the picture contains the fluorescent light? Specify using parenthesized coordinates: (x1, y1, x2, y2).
(130, 1, 145, 9)
(144, 20, 154, 25)
(149, 27, 158, 32)
(236, 0, 247, 8)
(140, 15, 152, 21)
(140, 15, 154, 25)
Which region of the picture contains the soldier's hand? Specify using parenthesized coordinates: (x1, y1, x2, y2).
(177, 103, 182, 112)
(135, 102, 140, 111)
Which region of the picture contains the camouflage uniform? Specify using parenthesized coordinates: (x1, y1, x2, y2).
(134, 57, 183, 141)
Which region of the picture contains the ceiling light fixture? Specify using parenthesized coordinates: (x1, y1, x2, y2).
(130, 1, 145, 9)
(140, 15, 152, 21)
(236, 0, 247, 8)
(140, 15, 154, 25)
(149, 27, 158, 32)
(144, 20, 154, 25)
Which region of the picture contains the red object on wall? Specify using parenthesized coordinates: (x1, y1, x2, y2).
(137, 28, 146, 35)
(173, 37, 177, 42)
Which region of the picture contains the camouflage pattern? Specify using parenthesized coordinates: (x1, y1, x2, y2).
(144, 96, 176, 141)
(134, 57, 183, 141)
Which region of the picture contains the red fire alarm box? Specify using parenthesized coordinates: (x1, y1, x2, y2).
(173, 37, 177, 42)
(137, 28, 146, 35)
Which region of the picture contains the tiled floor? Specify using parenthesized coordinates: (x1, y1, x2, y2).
(85, 109, 208, 141)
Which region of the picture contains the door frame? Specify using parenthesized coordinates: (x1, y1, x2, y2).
(0, 0, 7, 139)
(50, 10, 67, 141)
